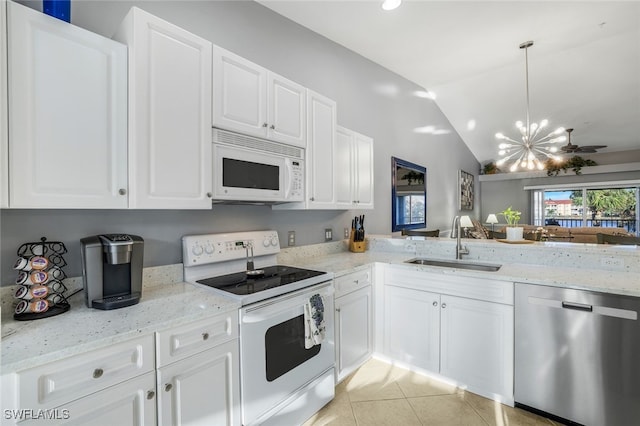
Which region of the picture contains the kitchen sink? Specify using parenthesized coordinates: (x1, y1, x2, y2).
(405, 258, 502, 272)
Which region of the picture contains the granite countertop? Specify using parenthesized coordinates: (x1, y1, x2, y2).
(1, 280, 239, 374)
(283, 250, 640, 298)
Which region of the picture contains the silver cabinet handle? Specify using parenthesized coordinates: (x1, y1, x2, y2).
(336, 308, 341, 313)
(164, 383, 173, 392)
(262, 123, 268, 127)
(147, 390, 155, 400)
(310, 197, 315, 201)
(206, 192, 212, 198)
(441, 303, 447, 309)
(202, 332, 209, 341)
(562, 301, 593, 312)
(270, 125, 275, 129)
(432, 301, 438, 307)
(118, 188, 127, 196)
(93, 368, 104, 379)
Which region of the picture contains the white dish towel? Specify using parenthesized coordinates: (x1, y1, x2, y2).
(304, 293, 326, 349)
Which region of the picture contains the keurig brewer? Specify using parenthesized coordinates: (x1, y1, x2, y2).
(80, 234, 144, 310)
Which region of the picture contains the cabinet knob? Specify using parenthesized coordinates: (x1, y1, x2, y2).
(310, 197, 315, 201)
(206, 192, 212, 198)
(432, 301, 438, 307)
(147, 390, 155, 400)
(270, 125, 275, 129)
(262, 123, 268, 127)
(202, 332, 209, 341)
(118, 188, 127, 196)
(441, 303, 447, 309)
(93, 368, 104, 379)
(336, 308, 341, 312)
(164, 383, 173, 392)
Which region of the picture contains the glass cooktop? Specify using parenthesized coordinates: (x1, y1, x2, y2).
(196, 265, 326, 296)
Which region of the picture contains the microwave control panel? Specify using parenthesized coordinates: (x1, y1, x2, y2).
(289, 160, 304, 200)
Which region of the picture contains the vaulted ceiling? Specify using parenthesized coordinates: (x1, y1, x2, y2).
(258, 1, 640, 164)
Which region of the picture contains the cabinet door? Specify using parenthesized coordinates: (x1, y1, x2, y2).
(115, 7, 212, 209)
(306, 90, 336, 208)
(384, 285, 440, 372)
(440, 295, 513, 400)
(157, 339, 240, 426)
(212, 46, 267, 138)
(335, 126, 354, 208)
(18, 372, 157, 426)
(267, 73, 306, 147)
(1, 0, 8, 208)
(354, 132, 374, 209)
(335, 286, 373, 382)
(7, 1, 127, 208)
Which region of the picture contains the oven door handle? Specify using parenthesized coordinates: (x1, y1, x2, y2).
(242, 284, 333, 324)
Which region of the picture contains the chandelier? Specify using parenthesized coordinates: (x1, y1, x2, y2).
(495, 41, 566, 172)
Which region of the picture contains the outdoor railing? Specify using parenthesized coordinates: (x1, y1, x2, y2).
(544, 218, 637, 233)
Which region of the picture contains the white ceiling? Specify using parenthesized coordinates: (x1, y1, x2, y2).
(257, 0, 640, 164)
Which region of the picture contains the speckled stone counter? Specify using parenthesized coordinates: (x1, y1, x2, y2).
(1, 265, 239, 374)
(278, 235, 640, 297)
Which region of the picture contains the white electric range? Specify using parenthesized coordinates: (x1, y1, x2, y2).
(182, 230, 335, 426)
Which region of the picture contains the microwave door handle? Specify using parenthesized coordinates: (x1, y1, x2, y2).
(284, 159, 293, 198)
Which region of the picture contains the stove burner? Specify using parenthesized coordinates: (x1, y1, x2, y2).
(196, 265, 326, 296)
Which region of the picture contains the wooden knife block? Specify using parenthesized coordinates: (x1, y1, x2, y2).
(349, 228, 366, 253)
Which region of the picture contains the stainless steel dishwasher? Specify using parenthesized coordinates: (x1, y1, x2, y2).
(515, 283, 640, 426)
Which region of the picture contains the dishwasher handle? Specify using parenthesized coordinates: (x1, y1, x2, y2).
(562, 301, 593, 312)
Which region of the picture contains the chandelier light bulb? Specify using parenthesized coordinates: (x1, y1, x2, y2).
(540, 119, 548, 128)
(381, 0, 402, 11)
(496, 133, 505, 140)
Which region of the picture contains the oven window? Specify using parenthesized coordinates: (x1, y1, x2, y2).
(223, 158, 279, 190)
(265, 315, 321, 382)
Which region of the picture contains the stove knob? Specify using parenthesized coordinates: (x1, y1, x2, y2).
(192, 245, 204, 256)
(204, 244, 214, 254)
(270, 236, 278, 246)
(263, 238, 270, 248)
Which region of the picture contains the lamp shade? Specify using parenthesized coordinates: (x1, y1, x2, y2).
(486, 214, 499, 224)
(460, 215, 474, 228)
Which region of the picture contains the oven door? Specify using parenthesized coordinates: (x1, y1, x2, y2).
(213, 143, 302, 202)
(239, 281, 334, 426)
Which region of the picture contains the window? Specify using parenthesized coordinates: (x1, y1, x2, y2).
(529, 182, 638, 235)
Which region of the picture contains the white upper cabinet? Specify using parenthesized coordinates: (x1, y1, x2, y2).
(1, 0, 8, 208)
(336, 126, 374, 209)
(7, 1, 128, 208)
(114, 7, 213, 209)
(212, 46, 305, 148)
(305, 89, 337, 208)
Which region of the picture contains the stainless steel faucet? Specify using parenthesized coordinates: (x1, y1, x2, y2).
(450, 216, 469, 260)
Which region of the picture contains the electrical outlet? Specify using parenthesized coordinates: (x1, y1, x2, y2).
(344, 228, 350, 239)
(288, 231, 295, 247)
(325, 228, 333, 241)
(600, 257, 624, 269)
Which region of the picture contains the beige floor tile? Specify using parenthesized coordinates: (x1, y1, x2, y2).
(408, 394, 488, 426)
(395, 369, 459, 398)
(342, 361, 406, 402)
(351, 398, 422, 426)
(463, 392, 554, 426)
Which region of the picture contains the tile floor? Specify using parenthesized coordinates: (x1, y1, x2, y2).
(304, 358, 563, 426)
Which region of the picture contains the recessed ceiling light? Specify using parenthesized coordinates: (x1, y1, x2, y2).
(382, 0, 402, 11)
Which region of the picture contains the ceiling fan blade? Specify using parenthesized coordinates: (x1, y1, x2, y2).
(578, 145, 608, 150)
(575, 148, 598, 153)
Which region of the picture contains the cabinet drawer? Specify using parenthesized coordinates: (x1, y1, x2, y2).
(156, 311, 238, 367)
(334, 267, 371, 298)
(17, 334, 154, 410)
(384, 265, 513, 305)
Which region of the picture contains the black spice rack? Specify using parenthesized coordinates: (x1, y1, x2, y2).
(13, 237, 70, 321)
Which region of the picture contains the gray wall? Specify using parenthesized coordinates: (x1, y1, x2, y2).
(1, 1, 479, 284)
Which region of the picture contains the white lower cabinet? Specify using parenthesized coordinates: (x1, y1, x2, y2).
(155, 312, 240, 426)
(18, 372, 157, 426)
(382, 265, 514, 403)
(157, 339, 240, 426)
(334, 267, 373, 382)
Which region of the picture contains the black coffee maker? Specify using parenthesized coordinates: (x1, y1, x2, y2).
(80, 234, 144, 310)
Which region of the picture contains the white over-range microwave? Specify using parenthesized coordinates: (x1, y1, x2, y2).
(212, 128, 305, 203)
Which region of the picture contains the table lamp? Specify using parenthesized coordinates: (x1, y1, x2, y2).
(486, 214, 499, 237)
(460, 215, 473, 238)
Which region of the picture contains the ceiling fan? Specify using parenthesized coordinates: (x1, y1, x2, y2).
(560, 128, 607, 154)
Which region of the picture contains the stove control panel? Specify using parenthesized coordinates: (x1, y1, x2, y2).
(182, 230, 280, 266)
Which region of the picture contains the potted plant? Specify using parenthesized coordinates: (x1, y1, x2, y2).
(499, 206, 523, 241)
